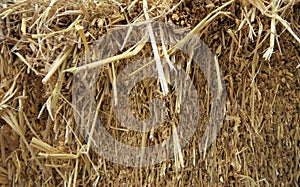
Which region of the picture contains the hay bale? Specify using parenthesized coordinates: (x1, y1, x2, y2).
(0, 0, 299, 186)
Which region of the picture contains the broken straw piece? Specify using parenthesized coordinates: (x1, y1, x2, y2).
(143, 0, 169, 96)
(159, 24, 176, 71)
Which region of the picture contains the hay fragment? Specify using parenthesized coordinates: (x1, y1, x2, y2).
(75, 24, 90, 62)
(42, 46, 73, 84)
(143, 0, 169, 96)
(172, 122, 184, 169)
(38, 153, 79, 159)
(65, 37, 147, 73)
(263, 0, 277, 60)
(159, 24, 176, 71)
(31, 17, 81, 39)
(14, 52, 41, 75)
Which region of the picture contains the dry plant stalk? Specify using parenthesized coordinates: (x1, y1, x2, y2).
(143, 0, 169, 96)
(64, 39, 147, 73)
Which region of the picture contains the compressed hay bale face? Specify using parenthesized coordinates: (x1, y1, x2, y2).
(71, 21, 227, 167)
(0, 0, 299, 186)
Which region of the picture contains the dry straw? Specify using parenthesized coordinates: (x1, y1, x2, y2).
(0, 0, 299, 186)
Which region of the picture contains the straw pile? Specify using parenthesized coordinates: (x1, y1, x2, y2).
(0, 0, 299, 186)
